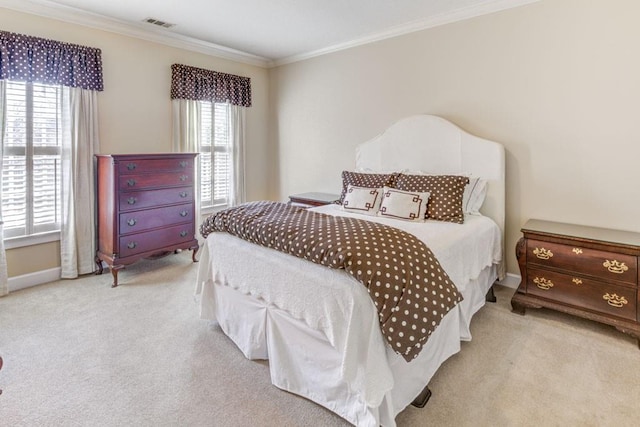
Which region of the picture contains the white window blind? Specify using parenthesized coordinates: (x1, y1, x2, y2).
(200, 102, 231, 208)
(1, 81, 62, 238)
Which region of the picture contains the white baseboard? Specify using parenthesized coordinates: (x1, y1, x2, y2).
(7, 266, 520, 292)
(8, 267, 61, 292)
(496, 273, 521, 289)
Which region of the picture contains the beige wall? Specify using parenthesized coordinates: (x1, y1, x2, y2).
(270, 0, 640, 277)
(0, 8, 273, 277)
(5, 0, 640, 279)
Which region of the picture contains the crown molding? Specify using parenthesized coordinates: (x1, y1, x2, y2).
(273, 0, 539, 67)
(0, 0, 273, 68)
(1, 0, 538, 69)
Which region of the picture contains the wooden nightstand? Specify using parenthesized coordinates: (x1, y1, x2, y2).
(512, 219, 640, 347)
(288, 192, 340, 208)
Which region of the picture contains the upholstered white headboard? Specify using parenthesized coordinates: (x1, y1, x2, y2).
(356, 115, 505, 278)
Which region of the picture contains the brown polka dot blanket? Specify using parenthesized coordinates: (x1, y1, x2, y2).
(200, 200, 463, 361)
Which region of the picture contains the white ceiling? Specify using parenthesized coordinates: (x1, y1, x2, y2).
(2, 0, 537, 67)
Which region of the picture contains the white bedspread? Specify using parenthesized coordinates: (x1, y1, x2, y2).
(195, 206, 502, 426)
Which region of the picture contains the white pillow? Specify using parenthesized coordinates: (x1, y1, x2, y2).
(463, 177, 487, 215)
(342, 185, 383, 216)
(378, 187, 430, 222)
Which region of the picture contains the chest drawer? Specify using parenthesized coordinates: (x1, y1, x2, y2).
(119, 203, 194, 234)
(119, 187, 193, 211)
(526, 267, 636, 321)
(527, 239, 638, 285)
(118, 158, 193, 175)
(118, 223, 195, 258)
(118, 171, 193, 191)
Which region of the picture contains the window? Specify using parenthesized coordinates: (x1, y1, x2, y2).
(1, 81, 62, 239)
(199, 102, 231, 209)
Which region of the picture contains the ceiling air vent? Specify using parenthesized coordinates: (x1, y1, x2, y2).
(142, 18, 175, 29)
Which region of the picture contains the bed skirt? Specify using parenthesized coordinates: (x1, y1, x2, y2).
(195, 236, 497, 427)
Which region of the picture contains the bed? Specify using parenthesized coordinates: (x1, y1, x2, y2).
(195, 115, 505, 426)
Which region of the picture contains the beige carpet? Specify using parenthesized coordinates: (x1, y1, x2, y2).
(1, 251, 639, 426)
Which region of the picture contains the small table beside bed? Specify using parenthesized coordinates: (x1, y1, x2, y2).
(195, 114, 505, 427)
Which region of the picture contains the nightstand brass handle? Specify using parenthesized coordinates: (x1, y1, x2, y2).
(534, 277, 554, 290)
(572, 248, 583, 255)
(179, 191, 188, 198)
(179, 161, 187, 168)
(126, 163, 137, 170)
(179, 175, 188, 181)
(127, 218, 137, 226)
(127, 197, 137, 205)
(603, 293, 627, 308)
(533, 248, 553, 260)
(179, 231, 188, 237)
(603, 260, 628, 274)
(127, 242, 137, 249)
(572, 278, 582, 285)
(179, 211, 188, 217)
(127, 179, 136, 187)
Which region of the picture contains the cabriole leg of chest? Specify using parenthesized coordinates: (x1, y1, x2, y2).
(191, 244, 200, 263)
(94, 254, 104, 275)
(110, 265, 124, 288)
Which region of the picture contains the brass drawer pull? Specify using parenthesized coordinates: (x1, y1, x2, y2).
(603, 293, 628, 308)
(127, 179, 136, 187)
(572, 248, 583, 255)
(179, 191, 188, 198)
(127, 218, 137, 226)
(572, 278, 582, 285)
(127, 197, 137, 205)
(127, 242, 137, 249)
(179, 230, 188, 237)
(179, 161, 187, 168)
(603, 260, 628, 274)
(179, 174, 188, 181)
(533, 247, 553, 260)
(179, 211, 188, 217)
(126, 163, 137, 170)
(534, 277, 554, 290)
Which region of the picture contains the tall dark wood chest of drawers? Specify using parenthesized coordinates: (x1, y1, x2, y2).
(95, 153, 199, 287)
(512, 219, 640, 347)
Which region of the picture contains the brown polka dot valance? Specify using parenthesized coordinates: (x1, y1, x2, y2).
(0, 30, 103, 91)
(170, 63, 251, 107)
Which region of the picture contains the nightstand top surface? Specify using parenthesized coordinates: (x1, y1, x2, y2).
(289, 192, 340, 204)
(523, 219, 640, 248)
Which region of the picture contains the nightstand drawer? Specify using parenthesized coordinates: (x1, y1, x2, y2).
(527, 239, 637, 285)
(526, 267, 637, 321)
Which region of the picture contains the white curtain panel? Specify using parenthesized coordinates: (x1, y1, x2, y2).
(0, 228, 7, 296)
(171, 98, 201, 218)
(0, 80, 8, 296)
(60, 87, 100, 278)
(171, 98, 201, 153)
(229, 105, 246, 207)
